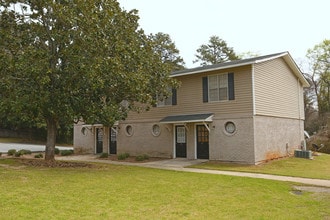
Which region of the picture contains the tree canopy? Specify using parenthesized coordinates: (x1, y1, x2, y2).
(193, 35, 239, 66)
(306, 39, 330, 117)
(149, 32, 185, 71)
(0, 0, 177, 160)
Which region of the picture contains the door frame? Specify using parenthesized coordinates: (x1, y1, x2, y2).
(109, 127, 117, 154)
(95, 127, 104, 154)
(173, 124, 187, 158)
(195, 123, 210, 159)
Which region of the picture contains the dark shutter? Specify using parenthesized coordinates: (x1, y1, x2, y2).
(202, 77, 208, 103)
(172, 88, 177, 105)
(228, 73, 235, 100)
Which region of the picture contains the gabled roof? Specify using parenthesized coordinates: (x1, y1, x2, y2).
(172, 52, 309, 87)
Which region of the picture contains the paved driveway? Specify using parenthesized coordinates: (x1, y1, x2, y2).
(0, 143, 73, 153)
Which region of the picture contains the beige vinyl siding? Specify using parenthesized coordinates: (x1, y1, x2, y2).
(126, 66, 254, 122)
(254, 58, 304, 119)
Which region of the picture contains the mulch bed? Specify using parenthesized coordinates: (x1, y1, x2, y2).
(19, 159, 93, 168)
(0, 155, 93, 168)
(100, 155, 167, 163)
(1, 152, 167, 167)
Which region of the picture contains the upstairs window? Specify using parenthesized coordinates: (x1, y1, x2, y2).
(203, 73, 234, 102)
(208, 74, 228, 101)
(157, 88, 177, 107)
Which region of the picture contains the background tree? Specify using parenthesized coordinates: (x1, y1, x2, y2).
(0, 0, 177, 161)
(306, 39, 330, 120)
(148, 32, 185, 71)
(193, 35, 239, 66)
(237, 51, 260, 59)
(303, 76, 319, 133)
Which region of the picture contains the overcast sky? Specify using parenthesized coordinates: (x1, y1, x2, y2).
(118, 0, 329, 69)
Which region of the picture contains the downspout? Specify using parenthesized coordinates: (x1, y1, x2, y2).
(173, 124, 176, 158)
(252, 64, 256, 116)
(297, 78, 303, 141)
(298, 78, 301, 120)
(251, 64, 256, 163)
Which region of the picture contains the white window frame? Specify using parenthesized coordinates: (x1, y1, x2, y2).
(176, 126, 186, 143)
(151, 124, 161, 137)
(125, 125, 134, 136)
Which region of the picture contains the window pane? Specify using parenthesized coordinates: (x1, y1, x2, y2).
(157, 87, 173, 106)
(177, 127, 186, 143)
(208, 75, 218, 101)
(164, 96, 172, 105)
(152, 124, 161, 136)
(157, 93, 165, 106)
(208, 74, 228, 101)
(218, 74, 228, 88)
(219, 74, 228, 100)
(208, 75, 218, 89)
(157, 100, 165, 106)
(209, 88, 219, 101)
(219, 87, 228, 101)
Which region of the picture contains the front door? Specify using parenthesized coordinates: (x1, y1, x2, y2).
(109, 127, 117, 154)
(96, 128, 103, 154)
(175, 125, 187, 158)
(196, 125, 209, 159)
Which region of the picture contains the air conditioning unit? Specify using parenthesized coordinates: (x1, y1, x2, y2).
(294, 149, 312, 159)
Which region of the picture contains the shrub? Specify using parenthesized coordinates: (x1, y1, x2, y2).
(0, 152, 2, 157)
(307, 135, 330, 154)
(18, 149, 32, 155)
(99, 153, 109, 158)
(7, 149, 16, 156)
(34, 153, 43, 158)
(135, 154, 149, 161)
(55, 148, 60, 155)
(118, 153, 130, 160)
(60, 150, 74, 156)
(14, 151, 21, 157)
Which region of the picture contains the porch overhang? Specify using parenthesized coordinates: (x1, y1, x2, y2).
(159, 113, 213, 124)
(81, 121, 119, 128)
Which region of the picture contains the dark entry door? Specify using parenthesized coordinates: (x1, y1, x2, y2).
(96, 128, 103, 154)
(175, 125, 187, 158)
(109, 127, 117, 154)
(196, 125, 209, 159)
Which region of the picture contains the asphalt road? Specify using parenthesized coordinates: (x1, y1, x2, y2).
(0, 142, 73, 153)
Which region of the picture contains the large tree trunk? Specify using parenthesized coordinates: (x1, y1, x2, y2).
(45, 117, 57, 161)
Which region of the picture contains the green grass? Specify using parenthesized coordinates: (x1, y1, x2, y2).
(0, 159, 329, 219)
(191, 153, 330, 180)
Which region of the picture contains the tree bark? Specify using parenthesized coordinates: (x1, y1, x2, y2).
(45, 117, 57, 161)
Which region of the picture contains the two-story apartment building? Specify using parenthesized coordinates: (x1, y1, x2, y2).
(74, 52, 309, 164)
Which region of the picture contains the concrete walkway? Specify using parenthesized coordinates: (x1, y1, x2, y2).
(59, 155, 330, 188)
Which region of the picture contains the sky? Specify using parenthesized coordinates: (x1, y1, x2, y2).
(118, 0, 329, 69)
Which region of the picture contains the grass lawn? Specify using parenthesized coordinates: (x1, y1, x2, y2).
(0, 159, 329, 219)
(191, 154, 330, 180)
